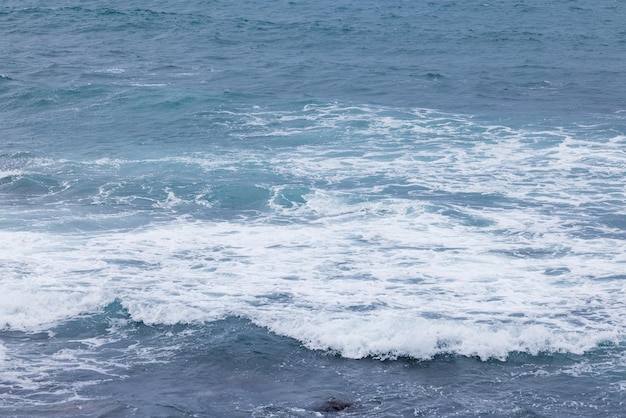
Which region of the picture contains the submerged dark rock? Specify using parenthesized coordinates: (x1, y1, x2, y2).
(313, 398, 354, 413)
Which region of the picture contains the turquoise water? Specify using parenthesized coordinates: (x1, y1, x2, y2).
(1, 1, 626, 416)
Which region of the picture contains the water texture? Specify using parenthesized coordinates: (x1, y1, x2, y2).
(1, 1, 625, 416)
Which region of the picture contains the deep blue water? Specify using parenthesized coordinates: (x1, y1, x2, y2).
(1, 1, 626, 417)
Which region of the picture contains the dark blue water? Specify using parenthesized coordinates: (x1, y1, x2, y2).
(1, 1, 626, 416)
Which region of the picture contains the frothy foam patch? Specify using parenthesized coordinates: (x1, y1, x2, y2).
(4, 103, 624, 226)
(2, 103, 626, 358)
(218, 103, 626, 216)
(1, 205, 624, 359)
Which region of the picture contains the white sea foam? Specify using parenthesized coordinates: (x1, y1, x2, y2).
(1, 201, 624, 359)
(94, 68, 125, 74)
(220, 104, 625, 217)
(130, 83, 168, 87)
(0, 170, 23, 180)
(2, 103, 625, 360)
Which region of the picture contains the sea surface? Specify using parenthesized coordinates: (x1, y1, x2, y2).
(1, 1, 626, 417)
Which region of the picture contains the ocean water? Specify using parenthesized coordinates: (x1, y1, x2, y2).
(1, 0, 626, 416)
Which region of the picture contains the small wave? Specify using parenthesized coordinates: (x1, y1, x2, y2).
(93, 67, 125, 74)
(153, 189, 183, 209)
(0, 170, 24, 181)
(257, 311, 622, 361)
(131, 82, 168, 87)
